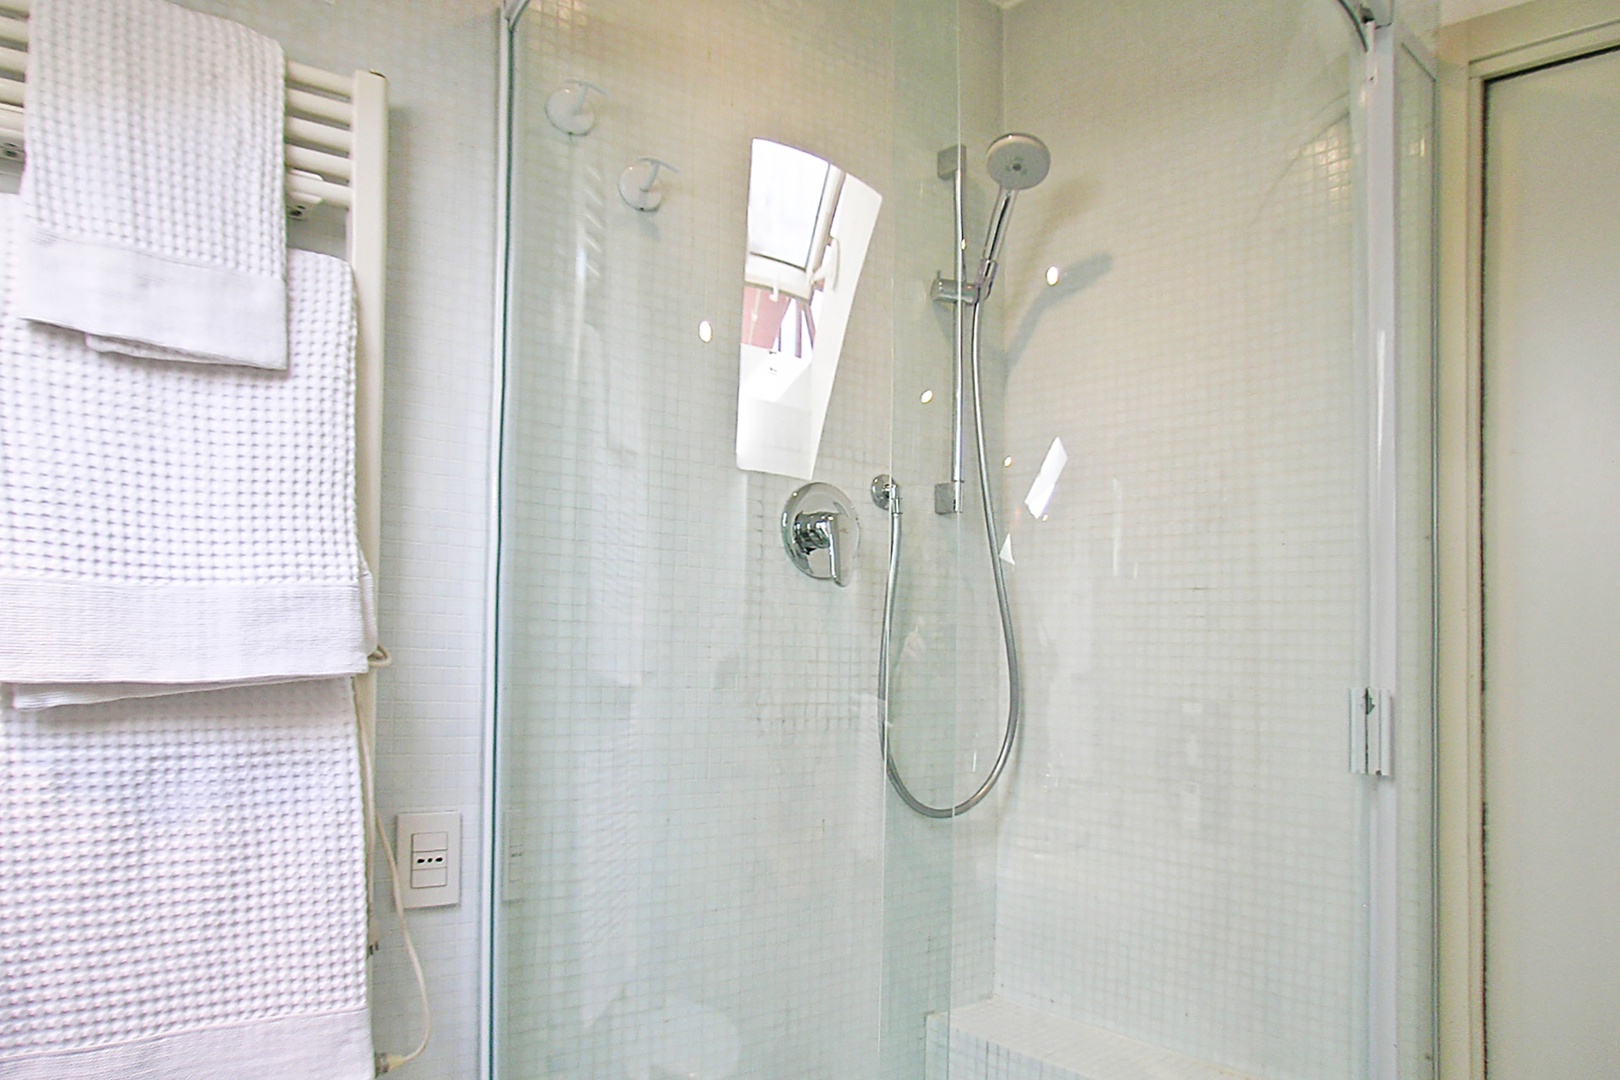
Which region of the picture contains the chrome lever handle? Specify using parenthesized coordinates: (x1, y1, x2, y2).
(792, 510, 838, 581)
(792, 509, 857, 586)
(781, 483, 860, 587)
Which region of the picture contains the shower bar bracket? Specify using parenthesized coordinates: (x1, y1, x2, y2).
(930, 273, 981, 307)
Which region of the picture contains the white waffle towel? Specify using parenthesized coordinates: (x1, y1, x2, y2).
(0, 678, 373, 1080)
(8, 674, 343, 711)
(0, 195, 374, 688)
(16, 0, 289, 369)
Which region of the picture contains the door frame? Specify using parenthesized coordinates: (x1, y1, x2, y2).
(1436, 3, 1620, 1077)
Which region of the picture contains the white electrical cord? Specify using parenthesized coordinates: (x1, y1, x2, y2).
(353, 666, 432, 1075)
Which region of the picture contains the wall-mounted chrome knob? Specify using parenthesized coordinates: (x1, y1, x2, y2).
(546, 78, 607, 136)
(782, 482, 859, 586)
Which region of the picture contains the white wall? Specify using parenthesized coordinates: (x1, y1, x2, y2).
(1480, 49, 1620, 1078)
(174, 4, 499, 1080)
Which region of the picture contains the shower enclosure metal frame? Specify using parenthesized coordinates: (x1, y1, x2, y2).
(1353, 15, 1446, 1080)
(482, 9, 526, 1080)
(1360, 16, 1404, 1079)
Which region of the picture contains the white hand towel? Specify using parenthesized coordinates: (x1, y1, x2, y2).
(16, 0, 289, 369)
(0, 195, 374, 687)
(0, 678, 374, 1080)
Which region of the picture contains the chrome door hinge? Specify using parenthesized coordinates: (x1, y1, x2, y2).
(1348, 687, 1393, 776)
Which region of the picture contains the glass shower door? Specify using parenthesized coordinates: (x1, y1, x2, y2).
(492, 3, 963, 1080)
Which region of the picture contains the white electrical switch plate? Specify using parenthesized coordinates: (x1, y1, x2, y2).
(395, 810, 461, 909)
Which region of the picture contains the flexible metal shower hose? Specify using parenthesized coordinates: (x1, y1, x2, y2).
(878, 300, 1022, 818)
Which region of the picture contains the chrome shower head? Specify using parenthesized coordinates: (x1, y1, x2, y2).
(977, 133, 1051, 301)
(986, 132, 1050, 191)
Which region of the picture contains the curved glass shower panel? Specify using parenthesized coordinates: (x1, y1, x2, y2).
(493, 3, 963, 1080)
(898, 5, 1408, 1080)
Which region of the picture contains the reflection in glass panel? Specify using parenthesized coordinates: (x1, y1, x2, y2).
(736, 139, 882, 479)
(746, 140, 835, 271)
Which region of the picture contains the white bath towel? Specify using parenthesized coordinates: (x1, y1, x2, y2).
(0, 195, 374, 688)
(16, 0, 289, 369)
(0, 678, 374, 1080)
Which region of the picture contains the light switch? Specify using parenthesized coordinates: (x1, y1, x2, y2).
(395, 810, 461, 909)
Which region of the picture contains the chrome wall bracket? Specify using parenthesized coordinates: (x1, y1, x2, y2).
(930, 273, 981, 307)
(782, 482, 860, 586)
(871, 474, 899, 512)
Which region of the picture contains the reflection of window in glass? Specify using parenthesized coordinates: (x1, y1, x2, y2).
(736, 139, 881, 479)
(747, 141, 837, 272)
(1024, 437, 1068, 519)
(740, 286, 812, 359)
(744, 140, 846, 315)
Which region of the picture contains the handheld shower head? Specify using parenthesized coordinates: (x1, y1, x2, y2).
(977, 133, 1050, 301)
(986, 133, 1050, 191)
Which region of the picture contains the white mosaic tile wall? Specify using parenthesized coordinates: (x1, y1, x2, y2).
(985, 2, 1371, 1078)
(173, 4, 499, 1079)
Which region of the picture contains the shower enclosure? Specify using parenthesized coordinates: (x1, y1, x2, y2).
(492, 3, 1439, 1080)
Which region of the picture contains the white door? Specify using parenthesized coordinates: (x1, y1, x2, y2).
(1482, 45, 1620, 1078)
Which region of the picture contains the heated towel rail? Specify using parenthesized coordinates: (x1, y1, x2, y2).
(0, 0, 390, 875)
(0, 0, 389, 681)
